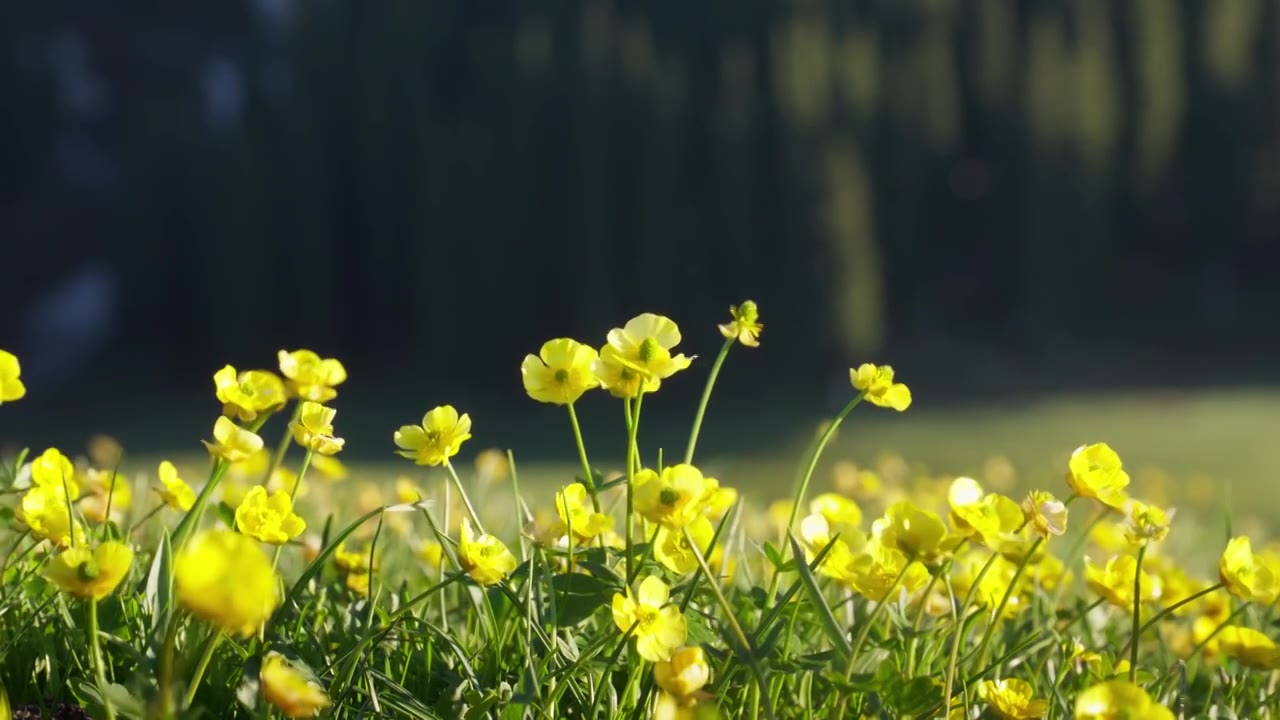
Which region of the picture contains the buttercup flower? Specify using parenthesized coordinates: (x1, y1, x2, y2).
(278, 349, 347, 402)
(458, 518, 517, 586)
(601, 313, 693, 382)
(1220, 536, 1278, 604)
(30, 448, 79, 498)
(44, 541, 134, 600)
(17, 484, 85, 548)
(235, 486, 306, 545)
(799, 513, 869, 584)
(155, 460, 196, 511)
(718, 300, 763, 348)
(592, 345, 659, 399)
(849, 363, 912, 411)
(0, 350, 26, 403)
(655, 646, 711, 698)
(979, 678, 1049, 720)
(204, 416, 265, 463)
(810, 493, 862, 528)
(521, 338, 600, 405)
(175, 529, 280, 637)
(260, 653, 332, 718)
(213, 365, 287, 422)
(947, 478, 1023, 548)
(1022, 490, 1068, 537)
(612, 576, 687, 662)
(290, 401, 345, 455)
(654, 516, 714, 574)
(1066, 443, 1130, 510)
(555, 483, 614, 541)
(874, 501, 947, 559)
(1122, 499, 1173, 546)
(333, 542, 380, 575)
(394, 405, 472, 467)
(1085, 555, 1153, 610)
(309, 454, 348, 482)
(420, 541, 444, 570)
(848, 541, 930, 602)
(1074, 679, 1174, 719)
(79, 469, 133, 524)
(1217, 626, 1280, 670)
(634, 464, 713, 529)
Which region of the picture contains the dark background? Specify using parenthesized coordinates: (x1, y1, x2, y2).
(2, 0, 1279, 458)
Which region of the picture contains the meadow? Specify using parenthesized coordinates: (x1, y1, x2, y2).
(0, 304, 1278, 719)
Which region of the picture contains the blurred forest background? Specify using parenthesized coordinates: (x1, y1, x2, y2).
(2, 1, 1280, 461)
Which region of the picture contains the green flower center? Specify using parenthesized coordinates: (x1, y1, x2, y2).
(638, 338, 659, 363)
(77, 560, 100, 581)
(240, 382, 256, 397)
(554, 368, 569, 384)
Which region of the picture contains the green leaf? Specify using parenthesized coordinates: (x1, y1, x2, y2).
(787, 533, 851, 661)
(684, 611, 717, 646)
(144, 528, 172, 640)
(881, 676, 943, 715)
(74, 680, 145, 720)
(762, 542, 785, 570)
(551, 573, 618, 627)
(284, 506, 388, 611)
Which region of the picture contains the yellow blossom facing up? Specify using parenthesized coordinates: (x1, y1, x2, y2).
(799, 514, 869, 584)
(1073, 679, 1174, 720)
(849, 363, 912, 411)
(345, 571, 371, 596)
(592, 344, 661, 399)
(309, 454, 348, 482)
(602, 313, 694, 382)
(873, 501, 947, 560)
(334, 542, 379, 575)
(204, 416, 265, 463)
(810, 493, 863, 529)
(155, 460, 196, 511)
(175, 529, 279, 637)
(458, 518, 517, 586)
(718, 300, 763, 347)
(848, 541, 930, 602)
(260, 653, 332, 718)
(979, 678, 1049, 720)
(521, 338, 601, 405)
(30, 448, 79, 498)
(947, 478, 1024, 549)
(655, 516, 714, 574)
(79, 468, 132, 524)
(394, 405, 472, 467)
(234, 486, 306, 545)
(555, 483, 614, 541)
(655, 646, 711, 699)
(1066, 443, 1130, 510)
(395, 477, 425, 504)
(419, 541, 444, 570)
(634, 464, 713, 529)
(0, 349, 26, 403)
(1022, 490, 1069, 538)
(278, 349, 347, 403)
(702, 479, 738, 521)
(1085, 555, 1153, 610)
(17, 484, 85, 548)
(213, 365, 288, 422)
(1089, 521, 1132, 556)
(1122, 499, 1173, 546)
(950, 551, 1025, 618)
(1220, 537, 1278, 604)
(44, 541, 134, 600)
(612, 576, 688, 663)
(1217, 625, 1280, 670)
(290, 401, 345, 455)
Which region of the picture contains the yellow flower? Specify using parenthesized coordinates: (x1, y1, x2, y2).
(1021, 490, 1069, 538)
(394, 405, 472, 467)
(420, 541, 444, 570)
(213, 365, 287, 422)
(947, 478, 1023, 549)
(979, 678, 1049, 720)
(592, 345, 660, 399)
(718, 300, 763, 348)
(654, 646, 711, 698)
(79, 469, 132, 524)
(810, 493, 862, 528)
(290, 401, 345, 455)
(395, 477, 426, 504)
(702, 479, 738, 521)
(655, 516, 714, 574)
(266, 467, 306, 500)
(849, 541, 930, 602)
(1074, 680, 1174, 720)
(345, 571, 371, 596)
(260, 653, 331, 718)
(175, 530, 280, 637)
(277, 349, 347, 403)
(30, 448, 79, 498)
(612, 576, 687, 662)
(333, 542, 379, 574)
(155, 460, 196, 511)
(457, 518, 517, 586)
(874, 501, 947, 560)
(204, 416, 265, 463)
(475, 448, 510, 484)
(1220, 536, 1278, 604)
(309, 454, 348, 482)
(634, 464, 713, 529)
(799, 514, 869, 584)
(603, 313, 694, 382)
(849, 363, 911, 411)
(235, 486, 306, 545)
(1217, 625, 1280, 670)
(1066, 443, 1130, 510)
(1122, 499, 1173, 546)
(0, 350, 26, 403)
(1085, 555, 1153, 610)
(555, 483, 614, 541)
(44, 541, 134, 600)
(17, 484, 85, 548)
(521, 338, 601, 405)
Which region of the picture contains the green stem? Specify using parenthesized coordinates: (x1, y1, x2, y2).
(565, 402, 600, 513)
(1190, 602, 1250, 658)
(173, 459, 230, 549)
(1129, 544, 1147, 682)
(183, 631, 224, 709)
(943, 547, 1004, 707)
(972, 538, 1046, 669)
(271, 449, 314, 572)
(443, 458, 485, 535)
(89, 599, 117, 720)
(847, 558, 915, 672)
(684, 338, 735, 465)
(264, 401, 303, 484)
(624, 392, 645, 582)
(159, 610, 181, 717)
(1139, 584, 1224, 642)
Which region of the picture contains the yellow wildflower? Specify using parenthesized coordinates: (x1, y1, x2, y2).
(30, 448, 79, 498)
(979, 678, 1049, 720)
(1085, 555, 1153, 610)
(1074, 679, 1174, 720)
(277, 349, 347, 402)
(234, 486, 306, 545)
(874, 501, 947, 560)
(175, 529, 279, 638)
(79, 469, 132, 524)
(799, 514, 869, 584)
(947, 478, 1023, 549)
(0, 350, 26, 403)
(334, 542, 379, 575)
(204, 416, 265, 463)
(395, 477, 425, 504)
(266, 467, 306, 500)
(1220, 536, 1278, 604)
(634, 464, 713, 529)
(420, 541, 444, 570)
(17, 484, 85, 548)
(260, 652, 332, 718)
(290, 401, 345, 455)
(394, 405, 472, 467)
(592, 345, 660, 399)
(612, 576, 687, 663)
(654, 516, 714, 575)
(1122, 499, 1173, 546)
(155, 460, 196, 511)
(849, 541, 930, 602)
(654, 646, 711, 699)
(555, 482, 614, 541)
(1021, 490, 1069, 538)
(602, 313, 694, 382)
(810, 493, 862, 528)
(474, 448, 509, 484)
(44, 541, 134, 600)
(1066, 443, 1130, 510)
(345, 571, 371, 596)
(1217, 625, 1280, 670)
(702, 479, 738, 521)
(457, 518, 517, 586)
(521, 338, 600, 405)
(309, 454, 348, 481)
(213, 365, 287, 422)
(718, 300, 763, 347)
(849, 363, 911, 411)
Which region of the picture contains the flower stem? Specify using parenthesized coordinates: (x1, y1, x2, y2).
(263, 401, 303, 485)
(271, 449, 314, 572)
(624, 392, 645, 582)
(565, 402, 600, 513)
(443, 458, 485, 535)
(847, 558, 915, 673)
(1130, 544, 1147, 682)
(684, 337, 735, 465)
(183, 631, 224, 709)
(972, 538, 1046, 669)
(89, 599, 117, 720)
(1138, 582, 1225, 639)
(173, 459, 230, 549)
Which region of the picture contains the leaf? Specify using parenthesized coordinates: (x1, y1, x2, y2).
(881, 676, 943, 715)
(787, 533, 851, 661)
(144, 528, 173, 640)
(284, 506, 389, 611)
(684, 611, 717, 647)
(762, 542, 785, 570)
(214, 502, 236, 531)
(74, 680, 145, 720)
(551, 573, 618, 627)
